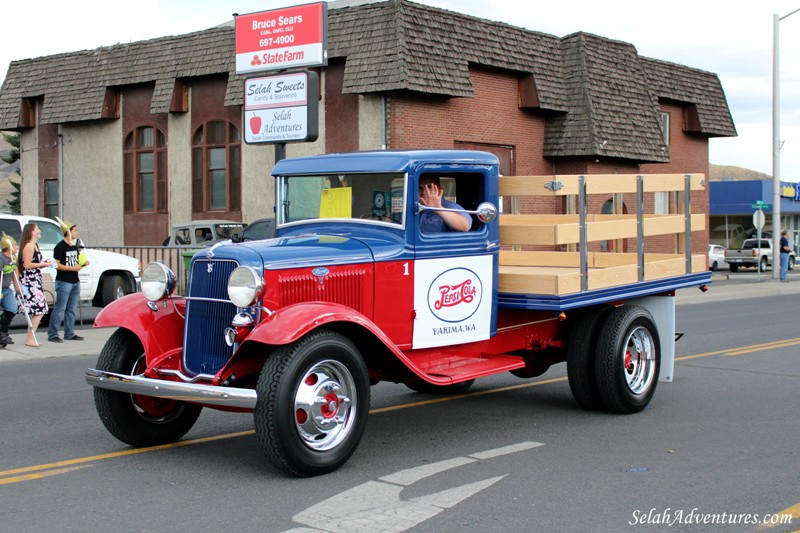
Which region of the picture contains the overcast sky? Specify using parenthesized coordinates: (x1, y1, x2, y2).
(2, 0, 799, 181)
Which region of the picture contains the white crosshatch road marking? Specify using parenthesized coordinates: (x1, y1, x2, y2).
(282, 441, 544, 533)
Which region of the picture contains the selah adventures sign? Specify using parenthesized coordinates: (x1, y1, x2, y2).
(243, 71, 319, 144)
(235, 3, 328, 74)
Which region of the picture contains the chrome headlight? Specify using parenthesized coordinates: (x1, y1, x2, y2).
(141, 262, 176, 301)
(227, 266, 264, 308)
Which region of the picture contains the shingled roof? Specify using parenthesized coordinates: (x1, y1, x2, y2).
(0, 0, 735, 163)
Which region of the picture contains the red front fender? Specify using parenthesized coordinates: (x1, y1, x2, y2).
(245, 302, 391, 347)
(94, 293, 185, 359)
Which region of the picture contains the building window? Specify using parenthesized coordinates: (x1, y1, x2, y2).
(660, 112, 670, 145)
(45, 179, 58, 219)
(123, 126, 167, 213)
(192, 121, 241, 213)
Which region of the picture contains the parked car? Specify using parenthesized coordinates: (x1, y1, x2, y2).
(162, 220, 246, 247)
(725, 238, 795, 272)
(232, 217, 275, 242)
(708, 244, 727, 271)
(0, 214, 141, 307)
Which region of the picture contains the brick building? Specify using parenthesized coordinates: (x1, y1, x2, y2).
(0, 0, 736, 248)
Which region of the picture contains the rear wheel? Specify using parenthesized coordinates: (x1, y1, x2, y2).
(566, 306, 612, 410)
(759, 256, 768, 272)
(789, 256, 795, 271)
(594, 305, 660, 414)
(255, 330, 369, 477)
(729, 264, 738, 272)
(93, 329, 202, 446)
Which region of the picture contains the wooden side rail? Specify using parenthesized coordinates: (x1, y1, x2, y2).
(500, 214, 706, 246)
(499, 173, 705, 196)
(496, 173, 707, 295)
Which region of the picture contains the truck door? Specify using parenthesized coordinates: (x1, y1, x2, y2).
(411, 168, 499, 350)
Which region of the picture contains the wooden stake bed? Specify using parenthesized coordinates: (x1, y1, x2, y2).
(496, 173, 710, 302)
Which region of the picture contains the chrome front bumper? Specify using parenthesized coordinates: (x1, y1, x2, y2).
(85, 369, 257, 409)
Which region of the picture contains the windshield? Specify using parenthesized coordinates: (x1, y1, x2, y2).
(214, 224, 246, 239)
(278, 172, 406, 227)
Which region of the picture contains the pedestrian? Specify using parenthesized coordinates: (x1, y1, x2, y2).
(17, 223, 52, 347)
(779, 229, 791, 282)
(48, 217, 90, 343)
(0, 232, 20, 346)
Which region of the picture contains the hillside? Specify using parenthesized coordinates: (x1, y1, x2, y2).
(709, 164, 771, 181)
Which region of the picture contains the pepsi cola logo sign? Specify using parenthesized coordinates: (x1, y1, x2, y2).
(427, 267, 482, 323)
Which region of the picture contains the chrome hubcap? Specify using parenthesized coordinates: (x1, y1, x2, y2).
(622, 326, 656, 395)
(293, 360, 357, 451)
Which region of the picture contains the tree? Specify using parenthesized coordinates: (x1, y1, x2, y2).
(1, 132, 21, 213)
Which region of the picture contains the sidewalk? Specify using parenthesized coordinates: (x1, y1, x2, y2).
(0, 325, 113, 364)
(675, 273, 800, 305)
(2, 274, 800, 363)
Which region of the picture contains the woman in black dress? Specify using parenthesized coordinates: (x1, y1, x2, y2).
(18, 223, 52, 347)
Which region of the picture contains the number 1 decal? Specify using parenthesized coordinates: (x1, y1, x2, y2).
(403, 262, 410, 276)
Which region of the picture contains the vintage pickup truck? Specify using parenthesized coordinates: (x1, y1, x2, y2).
(86, 150, 709, 477)
(724, 238, 795, 272)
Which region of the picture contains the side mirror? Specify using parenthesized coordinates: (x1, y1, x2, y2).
(475, 202, 498, 223)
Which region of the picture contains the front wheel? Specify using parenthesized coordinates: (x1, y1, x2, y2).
(255, 330, 370, 477)
(93, 329, 202, 446)
(594, 305, 660, 414)
(789, 256, 795, 271)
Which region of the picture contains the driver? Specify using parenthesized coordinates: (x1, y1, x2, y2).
(418, 176, 471, 233)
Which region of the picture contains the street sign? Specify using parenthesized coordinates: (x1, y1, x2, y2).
(243, 71, 319, 144)
(235, 3, 328, 75)
(753, 209, 765, 230)
(751, 201, 770, 209)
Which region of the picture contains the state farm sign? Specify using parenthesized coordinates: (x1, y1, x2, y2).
(243, 71, 319, 144)
(235, 3, 327, 74)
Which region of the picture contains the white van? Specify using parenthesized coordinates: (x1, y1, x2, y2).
(0, 214, 141, 307)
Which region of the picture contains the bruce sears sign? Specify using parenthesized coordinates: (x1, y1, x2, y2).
(235, 3, 328, 74)
(243, 71, 319, 144)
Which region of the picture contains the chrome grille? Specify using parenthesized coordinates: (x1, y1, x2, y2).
(184, 259, 238, 376)
(278, 269, 365, 311)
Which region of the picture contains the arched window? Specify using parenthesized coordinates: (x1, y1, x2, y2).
(192, 120, 241, 213)
(123, 126, 167, 212)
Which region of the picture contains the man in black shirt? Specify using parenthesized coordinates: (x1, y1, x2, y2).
(48, 218, 90, 343)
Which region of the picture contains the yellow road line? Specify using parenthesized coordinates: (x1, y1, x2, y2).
(0, 465, 91, 485)
(0, 430, 254, 478)
(675, 337, 800, 361)
(757, 502, 800, 530)
(2, 336, 798, 485)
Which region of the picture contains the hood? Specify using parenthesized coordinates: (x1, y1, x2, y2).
(200, 234, 376, 270)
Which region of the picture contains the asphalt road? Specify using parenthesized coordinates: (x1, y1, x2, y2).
(0, 293, 797, 532)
